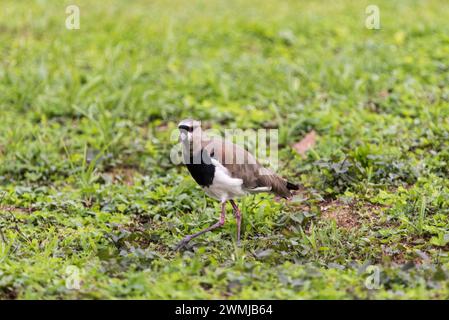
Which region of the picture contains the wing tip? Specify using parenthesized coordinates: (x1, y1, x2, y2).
(286, 181, 299, 190)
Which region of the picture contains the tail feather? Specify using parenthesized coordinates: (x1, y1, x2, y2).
(268, 177, 299, 199)
(254, 167, 299, 198)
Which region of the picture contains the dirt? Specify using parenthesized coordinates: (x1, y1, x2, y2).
(0, 206, 34, 213)
(319, 200, 385, 230)
(103, 167, 137, 185)
(320, 200, 360, 229)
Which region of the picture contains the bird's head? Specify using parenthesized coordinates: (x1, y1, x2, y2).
(178, 119, 202, 143)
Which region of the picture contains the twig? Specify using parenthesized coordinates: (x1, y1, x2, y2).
(5, 211, 29, 243)
(0, 192, 7, 243)
(0, 226, 6, 243)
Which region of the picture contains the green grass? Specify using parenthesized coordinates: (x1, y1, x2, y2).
(1, 0, 449, 299)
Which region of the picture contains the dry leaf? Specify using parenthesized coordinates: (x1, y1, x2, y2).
(293, 130, 317, 156)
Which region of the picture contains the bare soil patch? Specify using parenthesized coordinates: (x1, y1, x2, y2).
(320, 200, 385, 230)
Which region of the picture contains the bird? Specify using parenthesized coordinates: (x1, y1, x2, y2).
(175, 119, 299, 250)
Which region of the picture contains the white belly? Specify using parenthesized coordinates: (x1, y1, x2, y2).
(203, 159, 247, 201)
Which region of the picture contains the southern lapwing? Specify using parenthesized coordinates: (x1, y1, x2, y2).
(175, 119, 298, 250)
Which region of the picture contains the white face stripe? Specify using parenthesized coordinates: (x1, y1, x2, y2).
(178, 119, 201, 144)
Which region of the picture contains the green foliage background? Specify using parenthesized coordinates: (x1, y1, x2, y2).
(0, 0, 448, 299)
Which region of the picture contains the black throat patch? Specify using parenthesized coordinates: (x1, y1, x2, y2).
(184, 149, 215, 187)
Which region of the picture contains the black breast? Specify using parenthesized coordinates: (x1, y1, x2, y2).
(184, 149, 215, 187)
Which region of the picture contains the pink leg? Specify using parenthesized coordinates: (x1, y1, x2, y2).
(230, 200, 241, 244)
(175, 201, 227, 250)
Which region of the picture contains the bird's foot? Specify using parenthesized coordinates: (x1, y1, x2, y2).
(174, 235, 192, 251)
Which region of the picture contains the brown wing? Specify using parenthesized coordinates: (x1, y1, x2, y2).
(201, 138, 294, 198)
